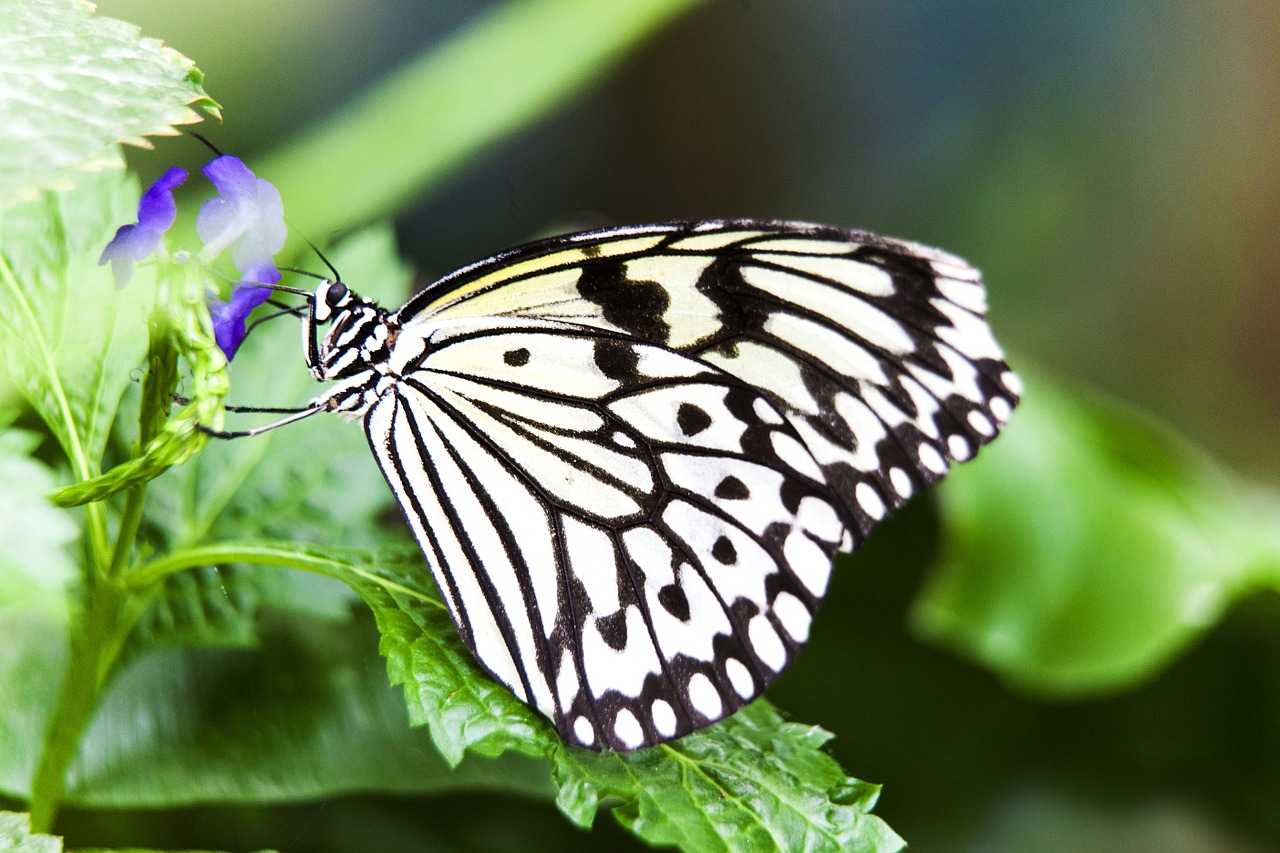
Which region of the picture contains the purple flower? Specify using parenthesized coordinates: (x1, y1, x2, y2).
(98, 167, 188, 288)
(100, 153, 289, 361)
(209, 283, 273, 360)
(196, 156, 286, 285)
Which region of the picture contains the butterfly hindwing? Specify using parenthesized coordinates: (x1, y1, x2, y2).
(362, 320, 843, 749)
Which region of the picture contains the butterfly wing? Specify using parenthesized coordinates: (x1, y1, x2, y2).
(396, 220, 1020, 547)
(364, 320, 843, 749)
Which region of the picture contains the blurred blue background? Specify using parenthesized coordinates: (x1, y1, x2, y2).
(85, 2, 1280, 850)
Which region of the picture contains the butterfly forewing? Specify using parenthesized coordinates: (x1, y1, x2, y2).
(315, 220, 1018, 750)
(361, 321, 842, 749)
(396, 221, 1020, 547)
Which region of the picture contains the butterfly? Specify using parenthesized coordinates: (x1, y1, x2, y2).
(234, 219, 1019, 751)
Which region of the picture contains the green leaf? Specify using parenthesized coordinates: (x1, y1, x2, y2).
(74, 849, 280, 853)
(73, 845, 279, 850)
(258, 0, 704, 245)
(0, 433, 76, 800)
(553, 706, 904, 852)
(0, 609, 66, 804)
(361, 558, 553, 765)
(63, 608, 553, 808)
(217, 540, 902, 852)
(0, 811, 60, 853)
(0, 430, 77, 617)
(0, 171, 157, 483)
(127, 565, 352, 652)
(915, 368, 1280, 694)
(0, 573, 550, 806)
(0, 0, 217, 211)
(0, 810, 281, 853)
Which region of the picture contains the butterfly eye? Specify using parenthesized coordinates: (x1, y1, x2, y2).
(325, 281, 349, 307)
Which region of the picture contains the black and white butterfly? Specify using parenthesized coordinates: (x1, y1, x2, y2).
(232, 220, 1019, 751)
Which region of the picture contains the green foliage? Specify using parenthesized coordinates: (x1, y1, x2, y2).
(0, 0, 217, 211)
(553, 709, 901, 852)
(1, 808, 282, 853)
(5, 0, 1273, 851)
(258, 0, 705, 246)
(50, 268, 229, 509)
(0, 3, 911, 850)
(0, 171, 158, 480)
(0, 429, 76, 617)
(917, 369, 1280, 693)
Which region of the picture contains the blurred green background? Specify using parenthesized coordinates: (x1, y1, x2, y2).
(73, 1, 1280, 850)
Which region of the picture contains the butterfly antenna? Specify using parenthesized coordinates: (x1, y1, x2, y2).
(278, 238, 342, 284)
(302, 234, 342, 282)
(279, 266, 327, 281)
(189, 132, 224, 157)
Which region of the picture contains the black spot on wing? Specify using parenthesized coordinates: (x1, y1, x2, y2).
(711, 535, 737, 565)
(596, 610, 628, 651)
(578, 261, 670, 342)
(714, 475, 750, 500)
(593, 338, 640, 382)
(676, 402, 712, 436)
(503, 347, 530, 366)
(657, 583, 691, 621)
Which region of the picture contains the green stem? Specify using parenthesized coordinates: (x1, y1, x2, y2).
(27, 579, 151, 833)
(106, 484, 147, 580)
(133, 540, 441, 608)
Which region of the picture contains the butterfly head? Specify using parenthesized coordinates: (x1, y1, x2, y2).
(309, 278, 394, 386)
(313, 279, 356, 324)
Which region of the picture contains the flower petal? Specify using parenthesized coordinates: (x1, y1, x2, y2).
(137, 166, 188, 234)
(196, 156, 286, 284)
(209, 283, 274, 360)
(98, 166, 188, 287)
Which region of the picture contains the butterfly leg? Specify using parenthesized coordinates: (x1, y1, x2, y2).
(172, 394, 311, 415)
(196, 403, 328, 439)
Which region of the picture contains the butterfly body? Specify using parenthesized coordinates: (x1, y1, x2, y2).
(300, 220, 1019, 750)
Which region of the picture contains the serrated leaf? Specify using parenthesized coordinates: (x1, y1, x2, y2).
(0, 171, 157, 482)
(553, 706, 904, 853)
(916, 369, 1280, 694)
(241, 540, 902, 852)
(366, 573, 555, 765)
(0, 811, 60, 853)
(0, 0, 217, 210)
